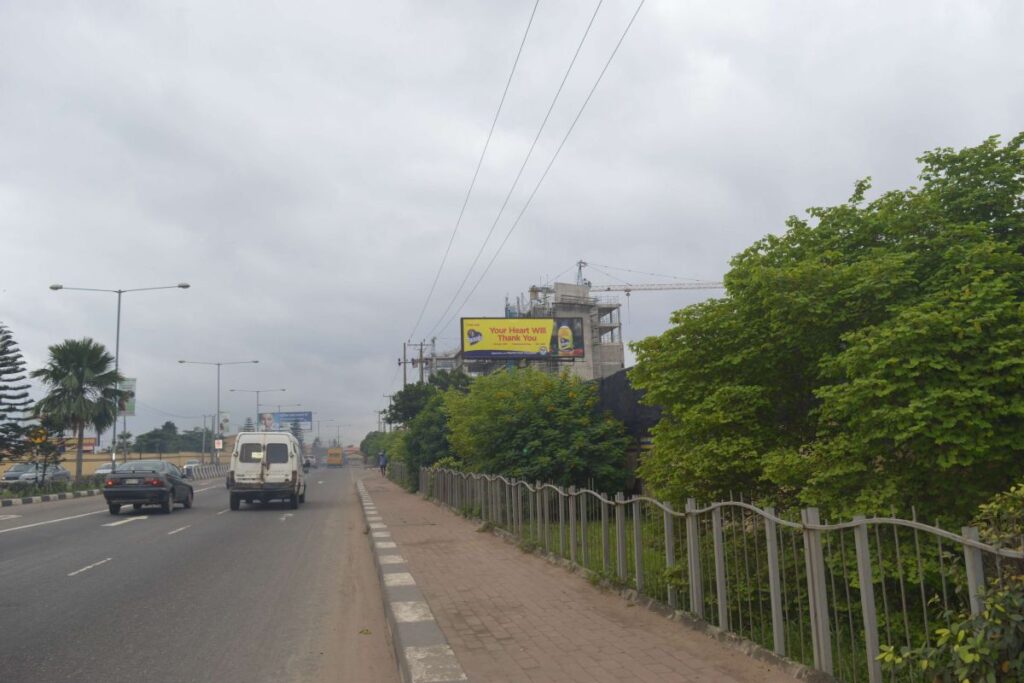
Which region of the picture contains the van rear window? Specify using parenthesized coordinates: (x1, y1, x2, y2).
(267, 443, 289, 464)
(239, 444, 264, 463)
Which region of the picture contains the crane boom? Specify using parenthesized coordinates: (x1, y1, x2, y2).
(589, 282, 724, 292)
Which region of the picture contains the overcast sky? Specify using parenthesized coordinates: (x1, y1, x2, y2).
(1, 0, 1021, 443)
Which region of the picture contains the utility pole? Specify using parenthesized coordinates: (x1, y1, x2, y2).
(402, 343, 407, 387)
(419, 340, 425, 383)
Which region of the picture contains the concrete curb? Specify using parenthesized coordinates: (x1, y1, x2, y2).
(357, 480, 468, 683)
(0, 467, 228, 509)
(0, 489, 101, 507)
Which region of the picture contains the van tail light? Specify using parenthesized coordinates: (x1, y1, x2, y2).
(105, 479, 116, 487)
(146, 477, 163, 486)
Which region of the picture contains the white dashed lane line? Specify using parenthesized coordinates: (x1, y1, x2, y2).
(67, 557, 112, 577)
(0, 509, 105, 535)
(167, 525, 191, 535)
(102, 516, 148, 527)
(217, 509, 229, 515)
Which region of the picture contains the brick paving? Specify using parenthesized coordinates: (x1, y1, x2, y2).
(362, 477, 799, 683)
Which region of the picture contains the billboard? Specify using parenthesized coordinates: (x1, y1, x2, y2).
(62, 437, 97, 453)
(461, 317, 585, 360)
(257, 411, 313, 431)
(118, 378, 137, 417)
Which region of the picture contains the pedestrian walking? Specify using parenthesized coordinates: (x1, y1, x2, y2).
(378, 451, 388, 476)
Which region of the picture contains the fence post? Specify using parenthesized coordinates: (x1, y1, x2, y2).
(633, 497, 644, 593)
(686, 498, 704, 619)
(581, 492, 590, 569)
(962, 526, 986, 617)
(664, 502, 678, 609)
(801, 507, 833, 675)
(569, 486, 577, 565)
(516, 481, 524, 538)
(853, 516, 883, 683)
(711, 506, 729, 629)
(558, 489, 566, 558)
(615, 493, 627, 582)
(542, 486, 550, 553)
(763, 507, 786, 657)
(601, 497, 610, 573)
(535, 483, 543, 547)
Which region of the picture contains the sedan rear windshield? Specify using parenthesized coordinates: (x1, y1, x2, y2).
(117, 461, 165, 472)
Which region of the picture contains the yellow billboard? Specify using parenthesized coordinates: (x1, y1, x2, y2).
(461, 317, 584, 360)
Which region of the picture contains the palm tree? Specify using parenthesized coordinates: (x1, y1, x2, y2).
(31, 338, 124, 480)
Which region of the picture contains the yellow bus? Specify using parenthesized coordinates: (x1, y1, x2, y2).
(326, 448, 343, 467)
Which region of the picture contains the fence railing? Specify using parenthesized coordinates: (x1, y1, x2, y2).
(416, 467, 1023, 683)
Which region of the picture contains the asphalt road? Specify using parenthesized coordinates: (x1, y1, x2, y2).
(0, 466, 397, 683)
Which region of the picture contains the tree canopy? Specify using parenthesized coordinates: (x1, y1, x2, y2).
(0, 323, 32, 459)
(631, 133, 1024, 521)
(444, 368, 628, 491)
(31, 337, 124, 479)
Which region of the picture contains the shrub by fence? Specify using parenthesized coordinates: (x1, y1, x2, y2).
(413, 467, 1023, 683)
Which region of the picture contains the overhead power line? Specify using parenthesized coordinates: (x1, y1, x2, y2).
(405, 0, 542, 343)
(585, 261, 706, 282)
(439, 0, 647, 335)
(426, 0, 606, 340)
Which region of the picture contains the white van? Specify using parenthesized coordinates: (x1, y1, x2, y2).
(228, 431, 307, 511)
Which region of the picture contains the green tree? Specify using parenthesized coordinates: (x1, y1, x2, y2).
(0, 322, 33, 459)
(242, 417, 255, 432)
(134, 421, 179, 455)
(385, 381, 437, 426)
(31, 338, 124, 479)
(403, 393, 452, 491)
(444, 368, 628, 491)
(290, 420, 304, 449)
(428, 369, 471, 394)
(631, 133, 1024, 520)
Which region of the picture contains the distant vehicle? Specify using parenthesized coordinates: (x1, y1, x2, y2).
(182, 463, 200, 479)
(184, 459, 201, 468)
(103, 460, 193, 515)
(326, 447, 343, 467)
(228, 431, 306, 511)
(2, 463, 72, 486)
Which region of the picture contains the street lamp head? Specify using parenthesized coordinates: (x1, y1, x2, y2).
(49, 284, 63, 290)
(177, 282, 190, 289)
(178, 360, 187, 364)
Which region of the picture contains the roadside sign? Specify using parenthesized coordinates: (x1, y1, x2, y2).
(29, 427, 48, 444)
(214, 439, 223, 450)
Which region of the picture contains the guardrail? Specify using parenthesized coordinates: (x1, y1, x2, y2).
(187, 464, 227, 480)
(418, 467, 1023, 683)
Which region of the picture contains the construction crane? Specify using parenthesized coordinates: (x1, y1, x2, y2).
(576, 260, 724, 296)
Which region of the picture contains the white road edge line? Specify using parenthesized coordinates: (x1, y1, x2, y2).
(68, 557, 112, 577)
(0, 509, 106, 535)
(167, 525, 191, 535)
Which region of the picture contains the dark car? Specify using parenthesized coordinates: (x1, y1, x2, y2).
(103, 460, 194, 515)
(2, 462, 72, 487)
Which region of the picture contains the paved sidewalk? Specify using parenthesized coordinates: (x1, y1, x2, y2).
(362, 477, 799, 683)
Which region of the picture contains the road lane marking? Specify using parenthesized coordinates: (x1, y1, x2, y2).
(217, 509, 229, 515)
(167, 525, 191, 535)
(102, 516, 148, 527)
(193, 486, 219, 493)
(68, 557, 112, 577)
(0, 514, 22, 521)
(0, 509, 105, 535)
(279, 513, 294, 522)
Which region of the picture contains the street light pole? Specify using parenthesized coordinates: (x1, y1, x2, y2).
(50, 282, 189, 474)
(179, 359, 259, 461)
(230, 388, 285, 430)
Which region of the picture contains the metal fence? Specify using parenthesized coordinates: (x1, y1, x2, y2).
(416, 467, 1023, 683)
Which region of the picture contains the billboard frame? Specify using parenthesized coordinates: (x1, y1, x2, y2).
(460, 317, 585, 361)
